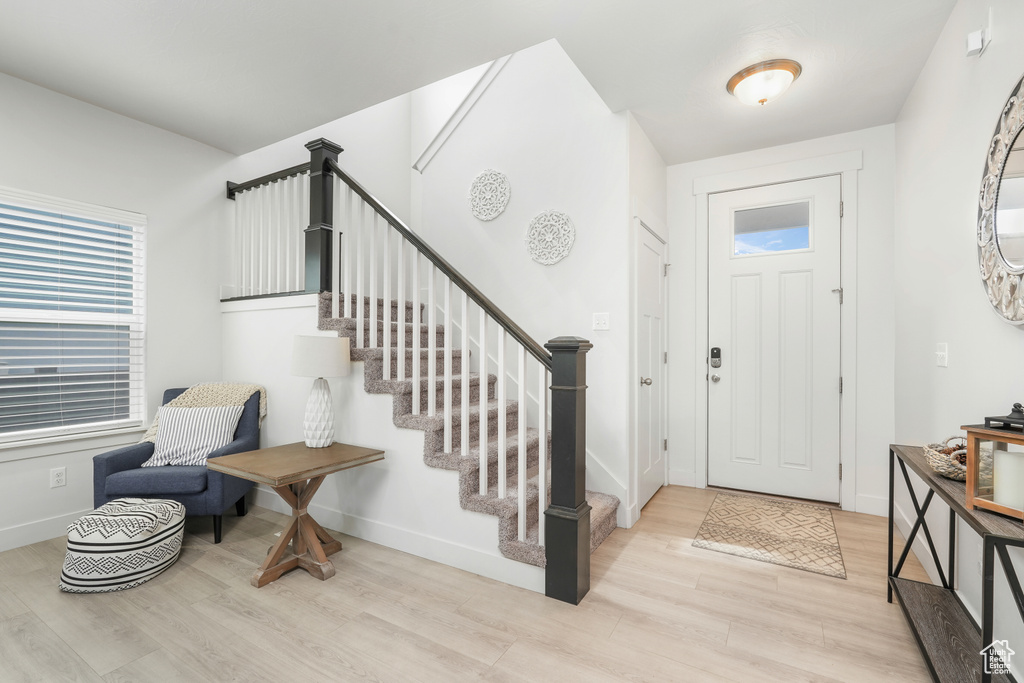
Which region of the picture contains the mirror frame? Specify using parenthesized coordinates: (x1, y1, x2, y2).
(978, 73, 1024, 325)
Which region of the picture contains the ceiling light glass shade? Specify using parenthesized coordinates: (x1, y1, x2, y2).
(727, 59, 802, 106)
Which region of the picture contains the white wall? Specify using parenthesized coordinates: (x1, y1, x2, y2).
(220, 297, 543, 592)
(893, 0, 1024, 668)
(628, 113, 668, 237)
(411, 40, 632, 521)
(666, 124, 897, 514)
(0, 72, 234, 550)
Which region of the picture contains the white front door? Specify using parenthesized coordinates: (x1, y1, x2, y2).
(637, 223, 666, 509)
(707, 176, 842, 503)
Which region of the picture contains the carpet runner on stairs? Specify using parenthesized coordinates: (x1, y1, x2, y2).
(318, 292, 619, 567)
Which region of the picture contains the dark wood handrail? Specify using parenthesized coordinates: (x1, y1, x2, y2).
(326, 157, 552, 369)
(226, 162, 312, 200)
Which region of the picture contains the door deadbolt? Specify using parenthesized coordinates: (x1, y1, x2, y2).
(640, 377, 653, 386)
(710, 347, 722, 368)
(711, 374, 721, 383)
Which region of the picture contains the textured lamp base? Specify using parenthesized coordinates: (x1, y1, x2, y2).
(303, 377, 334, 448)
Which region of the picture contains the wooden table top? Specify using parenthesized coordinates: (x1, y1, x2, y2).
(207, 441, 385, 486)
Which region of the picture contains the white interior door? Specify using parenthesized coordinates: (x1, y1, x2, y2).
(637, 223, 666, 509)
(707, 176, 841, 503)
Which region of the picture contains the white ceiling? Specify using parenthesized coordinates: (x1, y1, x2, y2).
(0, 0, 955, 164)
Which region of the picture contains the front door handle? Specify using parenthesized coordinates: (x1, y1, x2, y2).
(711, 374, 721, 383)
(640, 377, 653, 386)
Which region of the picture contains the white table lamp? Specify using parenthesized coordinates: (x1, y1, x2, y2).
(291, 335, 351, 448)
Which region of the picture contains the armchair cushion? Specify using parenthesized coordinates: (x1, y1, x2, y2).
(105, 466, 209, 496)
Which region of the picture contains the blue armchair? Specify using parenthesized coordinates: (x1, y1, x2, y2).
(93, 387, 261, 543)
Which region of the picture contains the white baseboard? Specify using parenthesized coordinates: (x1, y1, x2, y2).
(855, 493, 888, 517)
(0, 508, 88, 552)
(669, 468, 697, 487)
(251, 487, 544, 593)
(624, 503, 639, 527)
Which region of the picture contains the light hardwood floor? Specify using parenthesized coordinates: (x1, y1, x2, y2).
(0, 486, 931, 682)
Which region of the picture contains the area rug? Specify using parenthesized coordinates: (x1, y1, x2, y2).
(692, 492, 847, 579)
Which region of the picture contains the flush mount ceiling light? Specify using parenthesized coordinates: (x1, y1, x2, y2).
(727, 59, 802, 106)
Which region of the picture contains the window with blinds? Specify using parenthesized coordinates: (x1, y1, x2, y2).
(0, 187, 145, 442)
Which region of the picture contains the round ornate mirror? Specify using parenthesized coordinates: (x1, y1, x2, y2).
(978, 74, 1024, 324)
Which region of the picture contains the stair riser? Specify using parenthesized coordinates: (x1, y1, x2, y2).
(413, 402, 520, 441)
(396, 375, 496, 414)
(343, 298, 422, 324)
(459, 437, 547, 494)
(352, 321, 444, 349)
(360, 349, 466, 380)
(321, 292, 422, 323)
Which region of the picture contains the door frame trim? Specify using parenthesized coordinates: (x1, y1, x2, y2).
(629, 199, 668, 527)
(692, 151, 862, 510)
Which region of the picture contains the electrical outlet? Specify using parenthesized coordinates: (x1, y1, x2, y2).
(50, 466, 66, 488)
(936, 343, 948, 368)
(592, 312, 610, 331)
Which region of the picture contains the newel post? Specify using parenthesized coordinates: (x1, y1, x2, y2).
(544, 336, 593, 605)
(304, 138, 343, 293)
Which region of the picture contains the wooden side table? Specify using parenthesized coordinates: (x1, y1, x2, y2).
(208, 441, 384, 587)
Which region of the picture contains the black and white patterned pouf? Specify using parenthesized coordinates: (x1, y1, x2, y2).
(60, 498, 185, 593)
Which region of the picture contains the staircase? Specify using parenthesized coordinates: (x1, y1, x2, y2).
(318, 292, 619, 566)
(227, 137, 620, 602)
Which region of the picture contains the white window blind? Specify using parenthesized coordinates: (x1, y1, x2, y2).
(0, 187, 145, 442)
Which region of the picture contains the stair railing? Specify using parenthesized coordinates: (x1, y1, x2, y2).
(227, 138, 593, 605)
(224, 164, 310, 299)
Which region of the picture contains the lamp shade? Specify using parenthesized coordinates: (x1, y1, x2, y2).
(291, 335, 351, 378)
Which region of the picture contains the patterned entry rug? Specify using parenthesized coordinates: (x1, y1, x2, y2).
(692, 492, 847, 579)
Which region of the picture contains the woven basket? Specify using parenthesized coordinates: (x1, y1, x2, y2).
(923, 436, 968, 481)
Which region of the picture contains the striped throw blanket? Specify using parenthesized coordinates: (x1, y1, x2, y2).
(140, 382, 267, 444)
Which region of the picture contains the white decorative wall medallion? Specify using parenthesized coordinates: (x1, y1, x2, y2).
(469, 169, 510, 221)
(526, 210, 575, 265)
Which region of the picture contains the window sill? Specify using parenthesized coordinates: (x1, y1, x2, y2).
(0, 425, 147, 464)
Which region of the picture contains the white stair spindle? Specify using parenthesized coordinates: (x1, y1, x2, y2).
(382, 225, 391, 382)
(479, 312, 488, 495)
(298, 173, 308, 292)
(343, 186, 353, 318)
(356, 199, 365, 349)
(283, 176, 292, 294)
(397, 238, 406, 381)
(411, 252, 421, 415)
(538, 363, 548, 546)
(427, 263, 437, 417)
(273, 180, 283, 293)
(237, 191, 246, 297)
(443, 277, 453, 453)
(369, 213, 378, 349)
(461, 290, 469, 456)
(331, 176, 341, 319)
(497, 328, 506, 499)
(257, 187, 266, 295)
(518, 344, 527, 541)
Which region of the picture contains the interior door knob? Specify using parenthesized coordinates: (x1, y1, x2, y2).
(640, 377, 653, 386)
(711, 374, 721, 383)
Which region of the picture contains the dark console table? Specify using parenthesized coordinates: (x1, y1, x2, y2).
(889, 444, 1023, 682)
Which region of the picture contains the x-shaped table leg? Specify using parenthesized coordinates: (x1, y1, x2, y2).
(250, 474, 343, 587)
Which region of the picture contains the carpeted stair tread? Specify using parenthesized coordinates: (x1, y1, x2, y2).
(318, 292, 620, 568)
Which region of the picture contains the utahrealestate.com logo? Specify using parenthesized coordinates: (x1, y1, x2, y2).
(981, 640, 1015, 675)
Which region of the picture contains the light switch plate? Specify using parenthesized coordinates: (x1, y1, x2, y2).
(592, 313, 610, 331)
